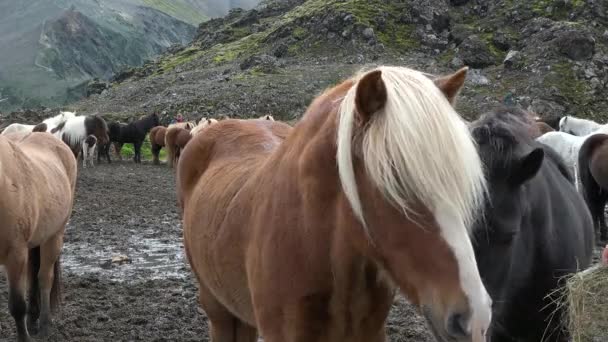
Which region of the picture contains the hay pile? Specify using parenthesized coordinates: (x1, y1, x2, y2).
(564, 264, 608, 342)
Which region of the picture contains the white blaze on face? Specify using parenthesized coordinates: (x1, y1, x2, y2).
(434, 204, 492, 341)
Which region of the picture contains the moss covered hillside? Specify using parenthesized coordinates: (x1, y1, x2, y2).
(56, 0, 608, 123)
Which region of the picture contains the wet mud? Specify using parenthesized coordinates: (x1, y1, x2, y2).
(0, 161, 433, 341)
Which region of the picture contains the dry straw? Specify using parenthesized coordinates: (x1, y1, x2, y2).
(556, 263, 608, 342)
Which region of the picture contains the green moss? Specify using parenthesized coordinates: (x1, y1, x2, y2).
(292, 26, 307, 40)
(438, 50, 456, 65)
(224, 26, 252, 40)
(209, 33, 264, 65)
(480, 33, 507, 60)
(544, 62, 590, 106)
(140, 0, 208, 25)
(159, 46, 203, 72)
(119, 136, 167, 161)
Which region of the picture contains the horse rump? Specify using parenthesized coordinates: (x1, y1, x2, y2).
(578, 133, 608, 241)
(165, 127, 191, 168)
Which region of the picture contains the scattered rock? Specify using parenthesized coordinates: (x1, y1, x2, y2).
(555, 30, 595, 60)
(239, 54, 282, 73)
(492, 31, 511, 51)
(456, 35, 498, 68)
(530, 99, 566, 118)
(503, 50, 523, 69)
(468, 69, 490, 85)
(362, 27, 375, 39)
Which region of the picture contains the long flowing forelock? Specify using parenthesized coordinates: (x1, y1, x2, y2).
(337, 66, 487, 233)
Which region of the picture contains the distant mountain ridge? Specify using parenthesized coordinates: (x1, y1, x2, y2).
(0, 0, 261, 112)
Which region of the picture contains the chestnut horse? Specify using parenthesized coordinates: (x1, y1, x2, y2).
(0, 131, 77, 342)
(536, 121, 555, 135)
(149, 126, 167, 165)
(578, 133, 608, 241)
(178, 66, 492, 342)
(166, 118, 217, 168)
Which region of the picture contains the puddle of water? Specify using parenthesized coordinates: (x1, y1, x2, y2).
(62, 225, 189, 282)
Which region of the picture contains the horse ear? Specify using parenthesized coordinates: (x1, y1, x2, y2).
(355, 70, 387, 125)
(509, 148, 544, 186)
(434, 67, 468, 104)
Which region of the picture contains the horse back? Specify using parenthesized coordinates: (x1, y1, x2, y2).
(177, 120, 288, 209)
(0, 133, 77, 249)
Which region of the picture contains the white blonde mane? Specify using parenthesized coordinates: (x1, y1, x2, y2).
(336, 66, 487, 231)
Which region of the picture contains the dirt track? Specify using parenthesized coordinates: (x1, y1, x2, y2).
(0, 160, 433, 341)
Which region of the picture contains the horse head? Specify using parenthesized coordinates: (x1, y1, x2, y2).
(336, 66, 491, 342)
(151, 112, 160, 127)
(89, 115, 109, 145)
(32, 123, 47, 133)
(468, 108, 546, 326)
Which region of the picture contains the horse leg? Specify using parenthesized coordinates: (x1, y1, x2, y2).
(151, 144, 160, 165)
(105, 143, 112, 164)
(197, 283, 258, 342)
(36, 232, 64, 337)
(6, 249, 31, 342)
(599, 196, 608, 241)
(114, 143, 123, 161)
(134, 141, 143, 163)
(82, 146, 87, 169)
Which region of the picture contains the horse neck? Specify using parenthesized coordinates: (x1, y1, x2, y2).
(138, 116, 156, 131)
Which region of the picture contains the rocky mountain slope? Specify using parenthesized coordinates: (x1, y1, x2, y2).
(7, 0, 608, 125)
(0, 0, 262, 112)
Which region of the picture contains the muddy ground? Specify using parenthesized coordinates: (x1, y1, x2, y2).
(0, 161, 433, 341)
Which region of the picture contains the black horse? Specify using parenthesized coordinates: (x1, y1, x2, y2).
(468, 107, 594, 342)
(98, 113, 160, 164)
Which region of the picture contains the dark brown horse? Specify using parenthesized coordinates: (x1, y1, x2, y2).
(0, 131, 77, 342)
(178, 66, 492, 342)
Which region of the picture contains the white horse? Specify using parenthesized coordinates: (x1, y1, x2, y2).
(1, 111, 76, 135)
(536, 129, 608, 190)
(559, 115, 604, 136)
(52, 114, 109, 158)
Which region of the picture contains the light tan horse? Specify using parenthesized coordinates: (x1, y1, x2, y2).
(168, 121, 196, 130)
(178, 66, 492, 342)
(0, 132, 77, 342)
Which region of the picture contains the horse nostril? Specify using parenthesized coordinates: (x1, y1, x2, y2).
(446, 311, 471, 338)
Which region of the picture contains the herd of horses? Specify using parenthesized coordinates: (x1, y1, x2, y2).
(0, 65, 606, 342)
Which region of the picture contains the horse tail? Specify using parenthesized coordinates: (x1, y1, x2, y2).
(176, 127, 217, 213)
(27, 247, 63, 318)
(165, 127, 179, 168)
(50, 254, 62, 312)
(28, 247, 41, 322)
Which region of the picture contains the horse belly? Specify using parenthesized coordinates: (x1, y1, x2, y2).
(185, 179, 256, 325)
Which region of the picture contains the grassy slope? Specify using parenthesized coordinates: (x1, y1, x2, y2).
(139, 0, 209, 25)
